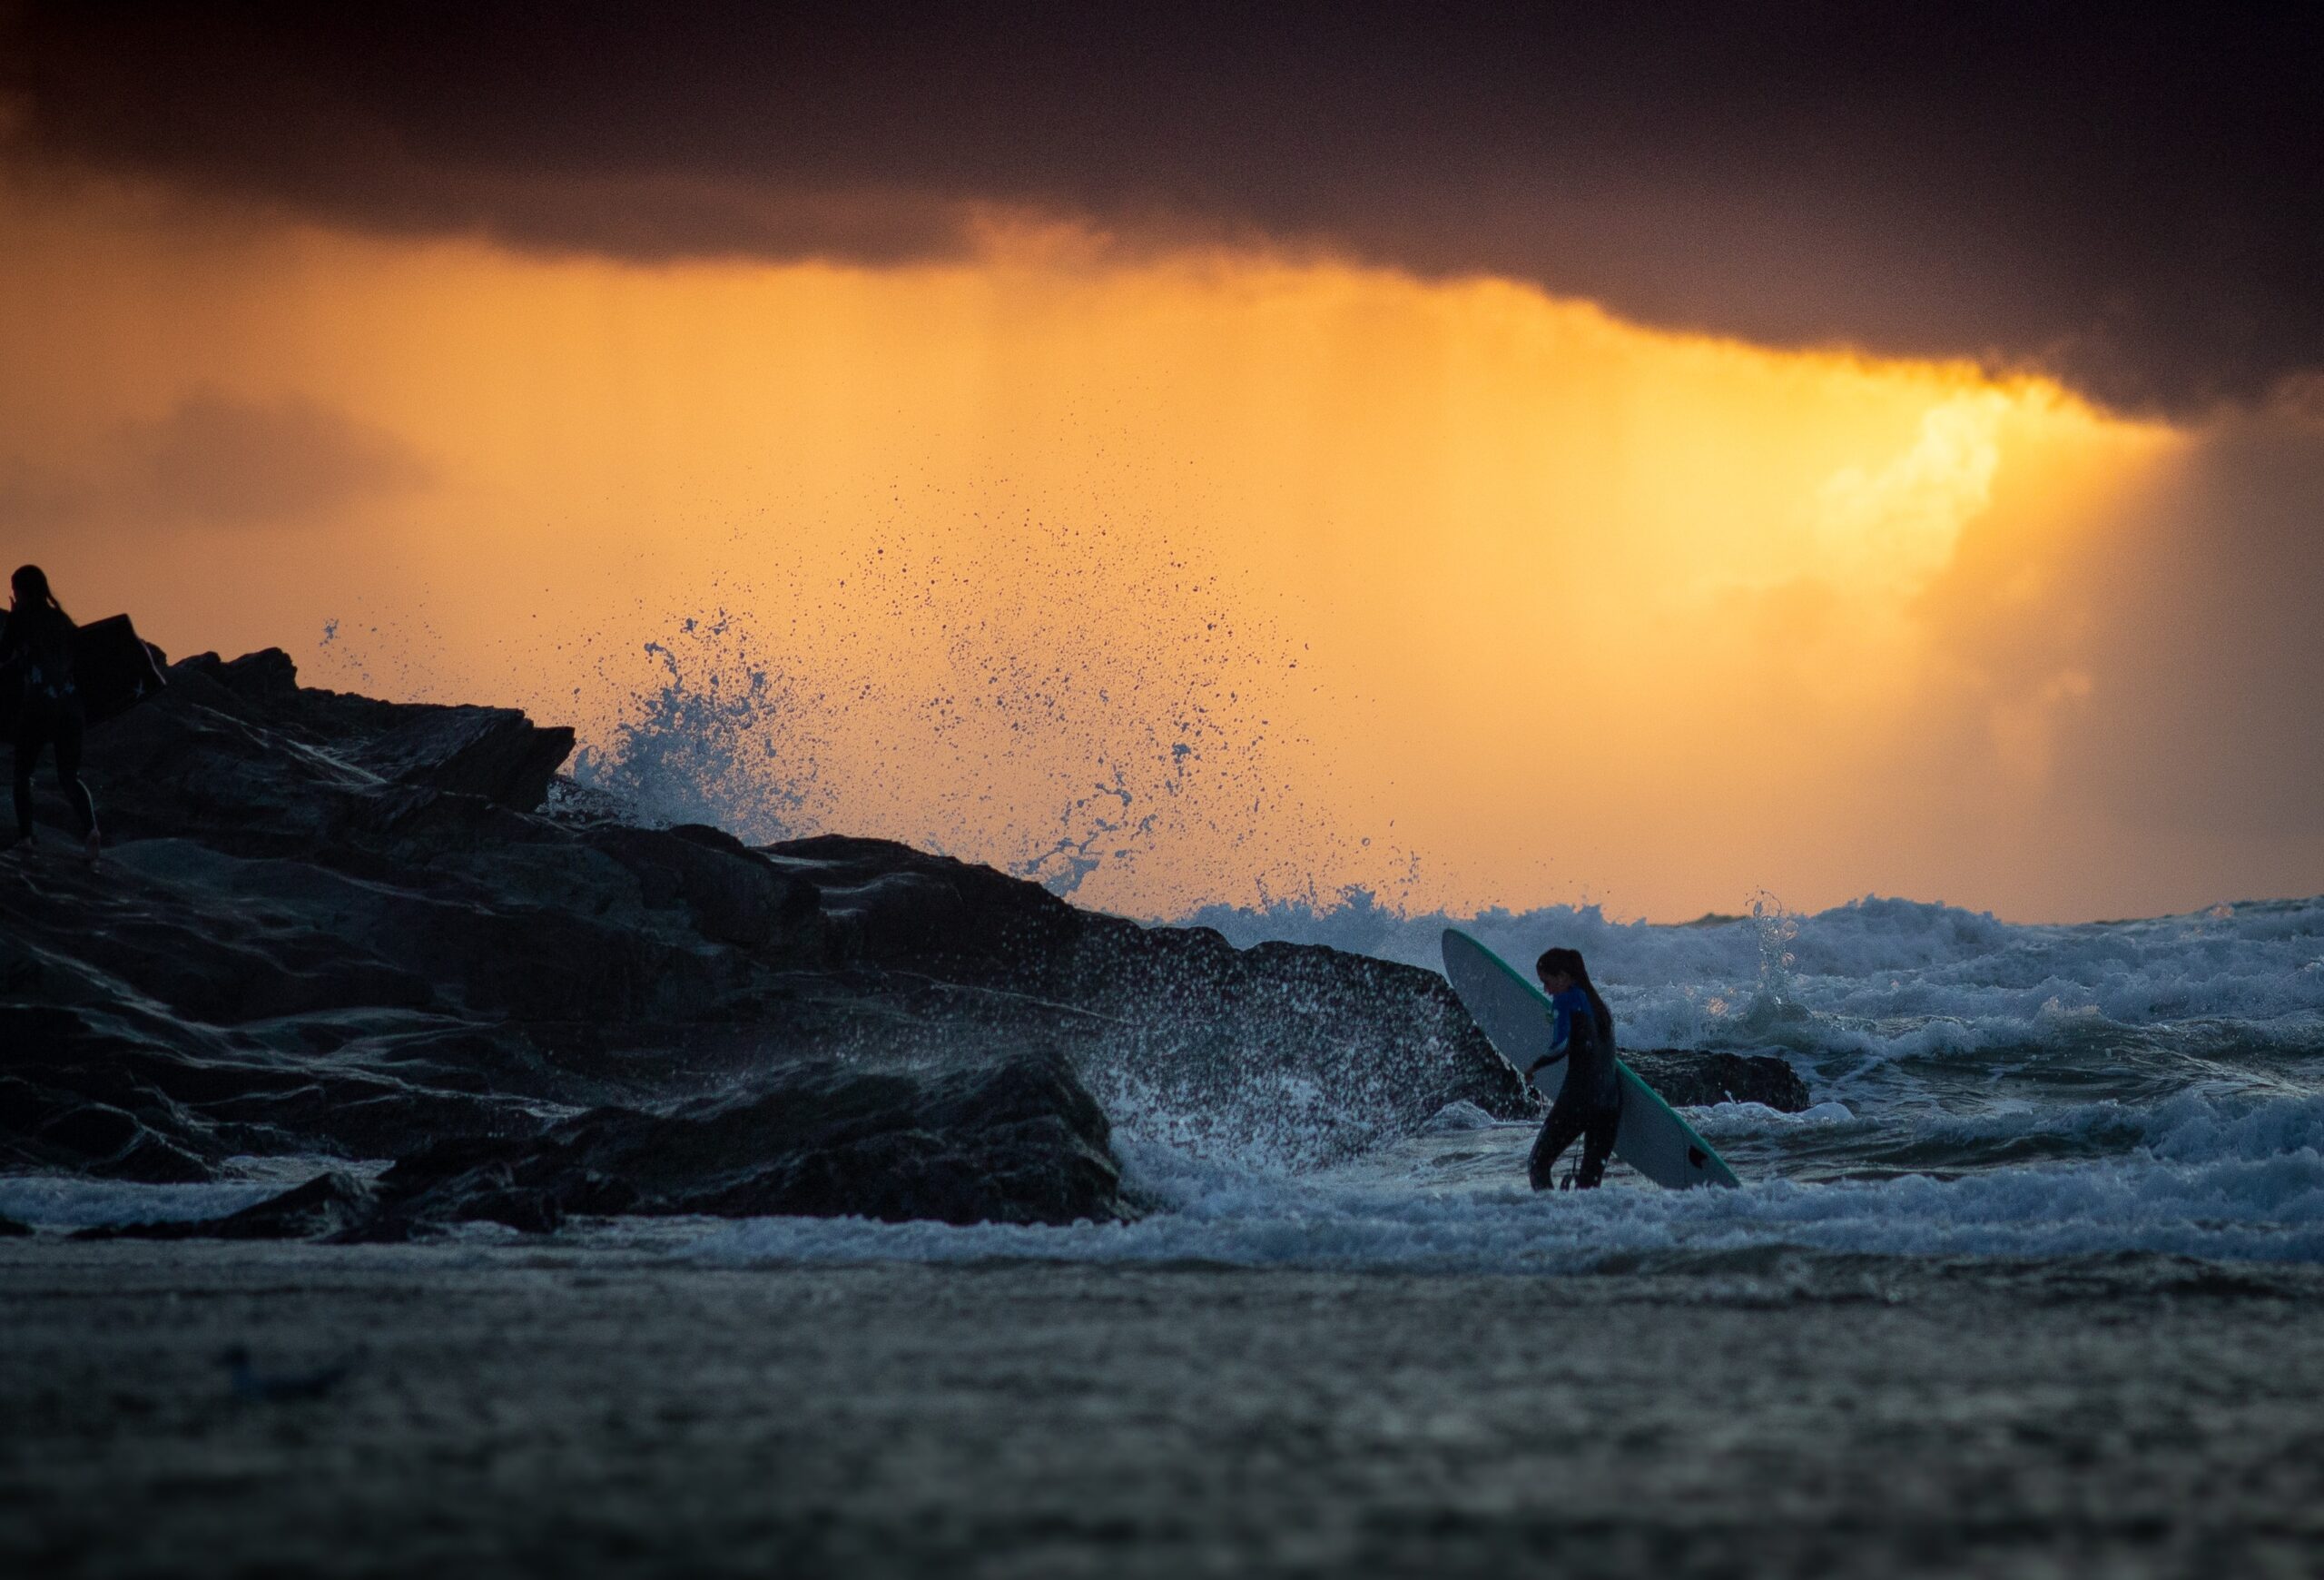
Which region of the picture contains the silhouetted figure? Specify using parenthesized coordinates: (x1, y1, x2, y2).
(1, 565, 102, 865)
(1526, 946, 1623, 1189)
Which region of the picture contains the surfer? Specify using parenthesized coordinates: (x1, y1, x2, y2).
(1, 565, 103, 865)
(1526, 946, 1621, 1190)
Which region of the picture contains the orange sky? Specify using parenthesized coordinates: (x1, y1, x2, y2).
(5, 172, 2317, 922)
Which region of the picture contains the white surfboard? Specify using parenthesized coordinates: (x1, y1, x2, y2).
(1441, 929, 1739, 1190)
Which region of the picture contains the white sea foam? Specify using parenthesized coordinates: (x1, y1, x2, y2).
(1185, 891, 2324, 1059)
(0, 1176, 283, 1230)
(1689, 1100, 1858, 1133)
(685, 1089, 2324, 1273)
(0, 1156, 377, 1231)
(13, 1087, 2316, 1272)
(682, 1151, 2324, 1274)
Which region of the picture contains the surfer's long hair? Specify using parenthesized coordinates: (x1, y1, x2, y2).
(8, 565, 69, 627)
(1536, 946, 1614, 1049)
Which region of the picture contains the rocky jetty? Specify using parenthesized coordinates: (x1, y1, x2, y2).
(3, 647, 1807, 1239)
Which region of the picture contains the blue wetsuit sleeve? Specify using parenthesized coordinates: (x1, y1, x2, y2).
(1528, 1002, 1572, 1075)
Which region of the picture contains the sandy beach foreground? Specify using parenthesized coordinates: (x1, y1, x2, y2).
(3, 1239, 2321, 1577)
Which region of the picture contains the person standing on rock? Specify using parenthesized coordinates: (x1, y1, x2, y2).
(1, 565, 103, 866)
(1525, 946, 1622, 1190)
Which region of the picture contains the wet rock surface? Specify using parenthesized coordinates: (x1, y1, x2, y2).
(1621, 1050, 1812, 1112)
(357, 1044, 1122, 1239)
(3, 648, 1799, 1238)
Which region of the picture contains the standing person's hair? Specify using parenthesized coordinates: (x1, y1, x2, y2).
(5, 561, 101, 864)
(9, 565, 69, 628)
(1535, 945, 1614, 1047)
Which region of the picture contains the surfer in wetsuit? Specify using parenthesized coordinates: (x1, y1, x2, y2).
(1, 565, 102, 865)
(1526, 946, 1621, 1190)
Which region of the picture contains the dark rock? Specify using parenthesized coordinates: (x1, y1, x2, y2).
(586, 825, 820, 953)
(349, 1150, 572, 1240)
(204, 647, 301, 709)
(769, 835, 1533, 1145)
(74, 1170, 381, 1242)
(0, 853, 439, 1024)
(767, 834, 1082, 973)
(79, 648, 574, 854)
(37, 1101, 198, 1176)
(345, 706, 576, 813)
(366, 1044, 1123, 1236)
(0, 1215, 32, 1237)
(1622, 1050, 1813, 1111)
(3, 642, 1553, 1236)
(73, 681, 385, 856)
(0, 1002, 544, 1177)
(0, 1007, 218, 1180)
(173, 649, 576, 810)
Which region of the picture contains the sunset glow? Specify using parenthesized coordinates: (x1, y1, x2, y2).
(0, 175, 2240, 919)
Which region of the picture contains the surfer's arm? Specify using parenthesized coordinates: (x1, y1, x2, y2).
(1527, 1004, 1573, 1075)
(0, 612, 32, 677)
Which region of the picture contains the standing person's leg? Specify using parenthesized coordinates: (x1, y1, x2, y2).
(1573, 1095, 1622, 1189)
(10, 708, 46, 845)
(53, 704, 97, 860)
(1528, 1099, 1590, 1190)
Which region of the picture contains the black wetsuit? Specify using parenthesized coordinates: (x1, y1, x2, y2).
(1, 607, 98, 844)
(1527, 985, 1622, 1190)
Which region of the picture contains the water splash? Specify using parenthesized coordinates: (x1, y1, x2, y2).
(567, 611, 832, 839)
(530, 523, 1360, 906)
(1735, 888, 1816, 1036)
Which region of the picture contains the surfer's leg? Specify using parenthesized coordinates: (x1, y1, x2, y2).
(52, 704, 94, 841)
(10, 708, 44, 843)
(1529, 1101, 1588, 1190)
(1573, 1103, 1620, 1189)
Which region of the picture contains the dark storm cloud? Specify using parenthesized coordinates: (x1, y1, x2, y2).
(0, 390, 430, 529)
(5, 3, 2320, 412)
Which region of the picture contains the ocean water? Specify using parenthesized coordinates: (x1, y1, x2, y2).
(13, 712, 2322, 1278)
(688, 892, 2324, 1273)
(9, 892, 2320, 1272)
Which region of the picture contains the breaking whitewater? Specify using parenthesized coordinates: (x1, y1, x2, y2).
(693, 890, 2324, 1272)
(17, 882, 2323, 1276)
